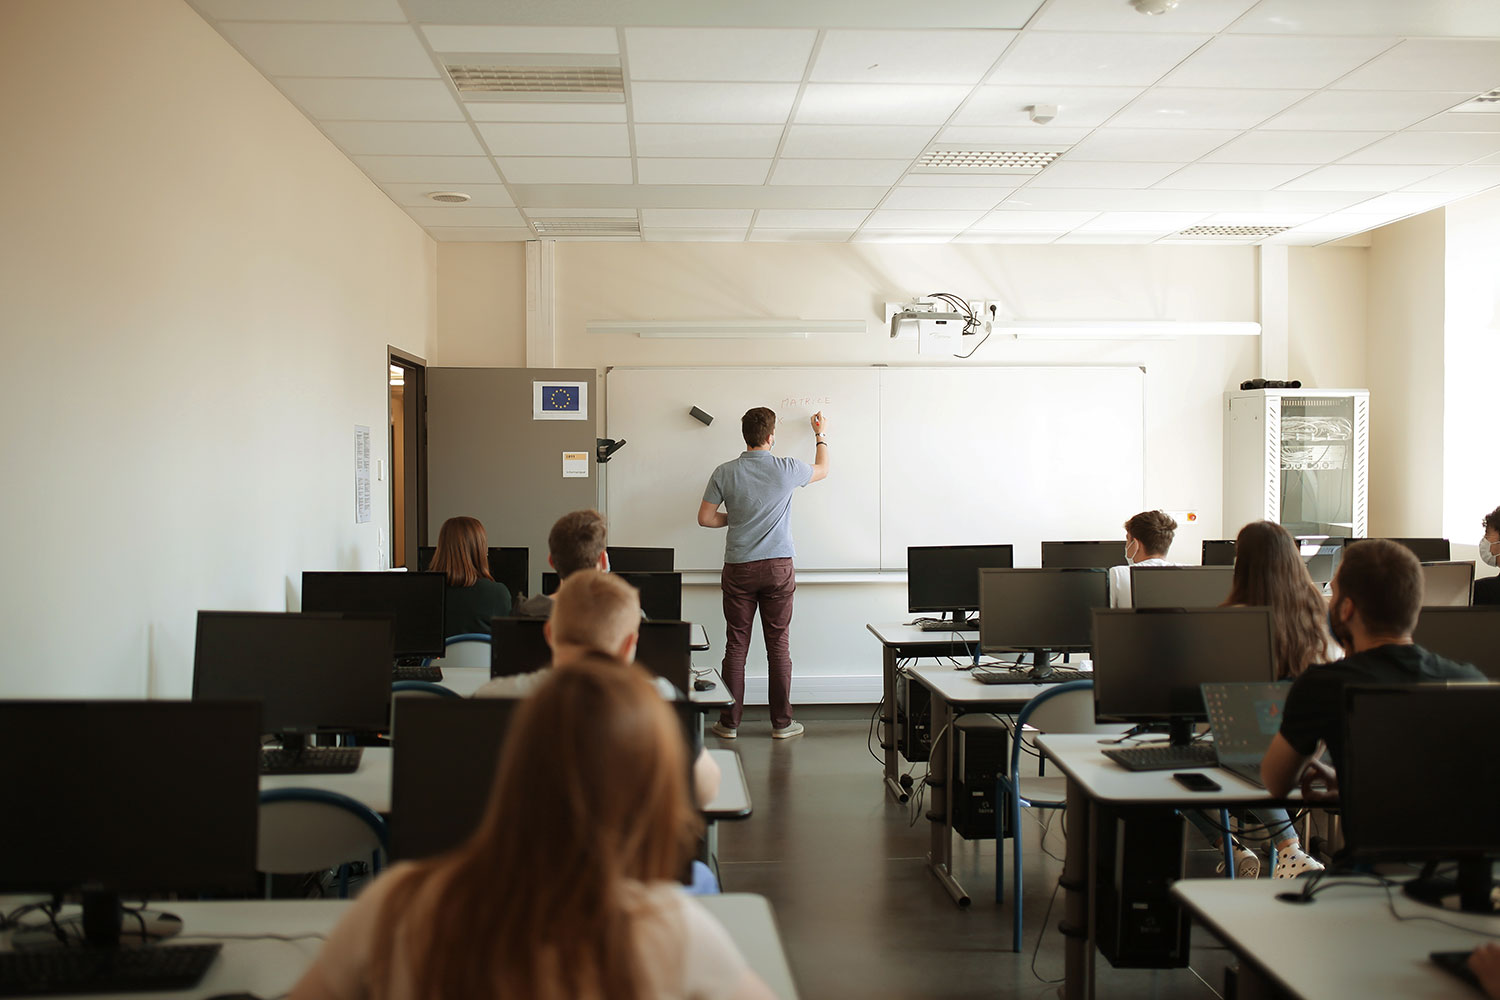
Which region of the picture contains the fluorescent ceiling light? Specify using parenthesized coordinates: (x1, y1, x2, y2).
(587, 319, 865, 339)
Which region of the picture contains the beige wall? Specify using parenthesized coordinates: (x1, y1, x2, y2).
(1287, 247, 1369, 391)
(1365, 212, 1447, 536)
(433, 243, 527, 366)
(0, 0, 436, 697)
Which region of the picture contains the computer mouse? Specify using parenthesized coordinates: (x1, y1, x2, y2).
(693, 678, 714, 691)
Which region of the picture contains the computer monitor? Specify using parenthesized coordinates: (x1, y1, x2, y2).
(635, 620, 692, 695)
(907, 544, 1014, 621)
(417, 545, 529, 600)
(1412, 607, 1500, 680)
(978, 568, 1110, 660)
(390, 698, 518, 861)
(1421, 561, 1474, 607)
(1298, 535, 1346, 585)
(1091, 607, 1275, 745)
(193, 611, 394, 750)
(1372, 537, 1452, 563)
(301, 571, 446, 658)
(489, 616, 553, 678)
(1342, 684, 1500, 914)
(1202, 540, 1236, 566)
(542, 570, 683, 620)
(1130, 565, 1236, 609)
(1040, 540, 1128, 570)
(0, 701, 260, 947)
(607, 546, 674, 572)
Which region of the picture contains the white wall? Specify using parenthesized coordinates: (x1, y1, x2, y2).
(1287, 247, 1368, 391)
(0, 0, 436, 697)
(433, 243, 527, 366)
(1442, 188, 1500, 572)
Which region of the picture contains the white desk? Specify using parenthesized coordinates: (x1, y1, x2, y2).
(1174, 878, 1497, 1000)
(1037, 734, 1298, 1000)
(906, 663, 1052, 908)
(261, 746, 392, 813)
(705, 748, 751, 820)
(0, 894, 800, 1000)
(866, 623, 979, 803)
(691, 622, 711, 651)
(437, 664, 735, 708)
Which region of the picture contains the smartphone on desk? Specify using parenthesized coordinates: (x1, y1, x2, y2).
(1173, 772, 1222, 792)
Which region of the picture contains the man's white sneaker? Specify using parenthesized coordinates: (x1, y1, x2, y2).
(1216, 844, 1261, 879)
(1273, 845, 1325, 879)
(771, 721, 805, 739)
(709, 722, 737, 740)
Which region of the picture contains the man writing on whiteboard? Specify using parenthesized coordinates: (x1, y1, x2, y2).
(698, 407, 828, 740)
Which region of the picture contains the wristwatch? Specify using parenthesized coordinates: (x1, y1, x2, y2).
(815, 433, 828, 442)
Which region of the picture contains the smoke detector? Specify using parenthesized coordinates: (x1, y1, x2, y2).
(1131, 0, 1180, 13)
(426, 192, 471, 204)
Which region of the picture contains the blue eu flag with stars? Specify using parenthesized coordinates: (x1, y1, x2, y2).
(541, 384, 580, 413)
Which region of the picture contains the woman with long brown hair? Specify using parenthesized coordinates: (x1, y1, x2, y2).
(289, 657, 774, 1000)
(429, 515, 510, 638)
(1186, 520, 1333, 880)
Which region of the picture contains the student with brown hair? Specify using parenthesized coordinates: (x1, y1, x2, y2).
(289, 660, 774, 1000)
(1107, 509, 1179, 608)
(513, 508, 610, 618)
(428, 515, 510, 637)
(1183, 521, 1334, 878)
(1475, 505, 1500, 605)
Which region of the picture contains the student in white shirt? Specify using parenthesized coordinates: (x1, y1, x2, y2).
(1108, 510, 1180, 608)
(289, 660, 774, 1000)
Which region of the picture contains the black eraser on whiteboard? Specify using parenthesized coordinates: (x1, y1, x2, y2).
(689, 406, 714, 426)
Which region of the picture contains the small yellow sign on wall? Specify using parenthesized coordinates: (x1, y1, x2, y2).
(562, 451, 589, 478)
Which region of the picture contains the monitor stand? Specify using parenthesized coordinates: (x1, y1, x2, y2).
(944, 610, 974, 628)
(1402, 859, 1498, 915)
(1167, 718, 1196, 747)
(10, 890, 183, 951)
(1026, 650, 1056, 681)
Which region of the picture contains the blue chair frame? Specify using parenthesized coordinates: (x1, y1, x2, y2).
(391, 680, 459, 698)
(421, 633, 491, 667)
(258, 788, 389, 898)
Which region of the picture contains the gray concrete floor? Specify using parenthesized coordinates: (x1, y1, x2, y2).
(713, 706, 1235, 1000)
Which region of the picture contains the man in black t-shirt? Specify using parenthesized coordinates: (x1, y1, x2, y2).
(1261, 538, 1485, 799)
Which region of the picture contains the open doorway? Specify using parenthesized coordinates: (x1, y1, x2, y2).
(388, 349, 426, 569)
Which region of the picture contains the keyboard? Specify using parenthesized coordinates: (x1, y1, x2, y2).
(916, 619, 977, 632)
(393, 664, 442, 682)
(259, 746, 363, 774)
(970, 667, 1091, 685)
(0, 943, 221, 996)
(1102, 743, 1218, 772)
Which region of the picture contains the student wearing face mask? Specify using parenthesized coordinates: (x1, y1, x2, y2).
(1108, 509, 1180, 608)
(1475, 506, 1500, 606)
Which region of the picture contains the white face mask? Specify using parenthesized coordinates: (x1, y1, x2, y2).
(1482, 535, 1498, 568)
(1125, 539, 1140, 564)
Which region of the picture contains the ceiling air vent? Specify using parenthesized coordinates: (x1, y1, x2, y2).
(530, 217, 642, 237)
(444, 54, 624, 103)
(1448, 89, 1500, 113)
(910, 144, 1069, 175)
(1171, 225, 1291, 239)
(426, 191, 470, 204)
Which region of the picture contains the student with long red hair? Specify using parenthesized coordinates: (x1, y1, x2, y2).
(289, 658, 774, 1000)
(428, 515, 510, 637)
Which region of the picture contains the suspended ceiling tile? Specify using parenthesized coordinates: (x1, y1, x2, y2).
(379, 182, 515, 207)
(770, 160, 913, 186)
(633, 124, 785, 158)
(635, 158, 773, 184)
(215, 22, 439, 77)
(880, 187, 1013, 210)
(1065, 129, 1239, 162)
(1074, 211, 1210, 232)
(420, 25, 619, 53)
(630, 82, 799, 124)
(1026, 160, 1188, 188)
(475, 122, 631, 157)
(276, 78, 462, 122)
(900, 172, 1029, 188)
(1109, 88, 1311, 129)
(968, 209, 1100, 231)
(1331, 39, 1500, 92)
(795, 84, 971, 125)
(467, 103, 628, 123)
(322, 121, 484, 156)
(748, 229, 858, 242)
(1340, 192, 1462, 214)
(352, 154, 502, 183)
(640, 228, 751, 241)
(1278, 164, 1448, 191)
(951, 231, 1063, 243)
(811, 29, 1018, 84)
(1155, 163, 1318, 190)
(1338, 131, 1500, 165)
(864, 209, 986, 229)
(190, 0, 406, 20)
(1410, 112, 1500, 133)
(852, 231, 960, 243)
(753, 209, 874, 228)
(781, 124, 939, 158)
(938, 125, 1094, 145)
(954, 86, 1143, 128)
(1160, 35, 1397, 90)
(1230, 0, 1500, 37)
(494, 157, 634, 184)
(640, 208, 756, 227)
(1261, 91, 1474, 131)
(1402, 164, 1500, 193)
(1031, 0, 1258, 33)
(1200, 130, 1388, 163)
(624, 27, 815, 81)
(989, 32, 1212, 87)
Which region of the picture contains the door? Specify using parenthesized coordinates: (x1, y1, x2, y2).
(389, 351, 426, 569)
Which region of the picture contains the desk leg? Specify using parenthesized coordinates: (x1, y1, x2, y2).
(926, 693, 970, 907)
(882, 645, 908, 803)
(1060, 776, 1095, 1000)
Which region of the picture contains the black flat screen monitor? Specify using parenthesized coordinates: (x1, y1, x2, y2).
(907, 544, 1015, 617)
(1412, 607, 1500, 679)
(1342, 684, 1500, 913)
(1371, 537, 1452, 563)
(0, 701, 259, 942)
(1040, 541, 1128, 570)
(1091, 607, 1275, 744)
(418, 545, 529, 600)
(490, 616, 553, 678)
(1420, 561, 1474, 607)
(391, 698, 518, 861)
(607, 546, 674, 572)
(301, 571, 446, 658)
(1297, 535, 1346, 585)
(1202, 540, 1236, 566)
(978, 568, 1109, 654)
(193, 611, 394, 737)
(542, 571, 683, 621)
(1130, 565, 1236, 608)
(635, 620, 692, 695)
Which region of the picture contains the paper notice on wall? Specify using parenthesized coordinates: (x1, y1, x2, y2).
(355, 424, 372, 523)
(562, 451, 589, 478)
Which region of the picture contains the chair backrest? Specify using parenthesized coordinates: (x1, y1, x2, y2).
(1018, 680, 1102, 736)
(391, 680, 459, 698)
(257, 788, 388, 877)
(435, 634, 491, 668)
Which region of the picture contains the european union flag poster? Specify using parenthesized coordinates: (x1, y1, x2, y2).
(533, 380, 588, 421)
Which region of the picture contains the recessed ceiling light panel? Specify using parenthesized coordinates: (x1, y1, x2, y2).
(911, 144, 1071, 175)
(531, 217, 641, 237)
(445, 53, 624, 104)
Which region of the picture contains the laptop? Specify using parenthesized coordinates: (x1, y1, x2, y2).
(1199, 681, 1293, 788)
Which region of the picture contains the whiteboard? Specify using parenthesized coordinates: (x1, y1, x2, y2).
(605, 366, 1144, 572)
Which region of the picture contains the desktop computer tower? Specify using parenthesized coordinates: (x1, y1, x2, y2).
(1095, 805, 1190, 968)
(895, 671, 931, 763)
(952, 715, 1011, 841)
